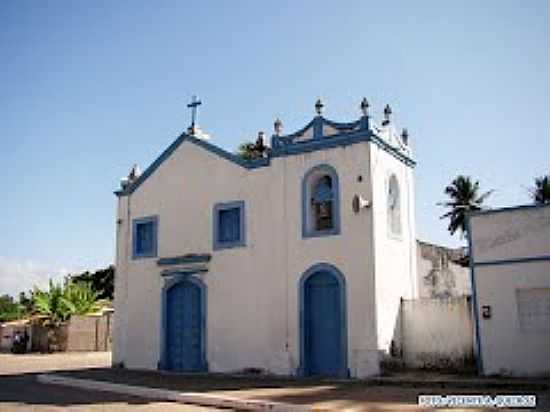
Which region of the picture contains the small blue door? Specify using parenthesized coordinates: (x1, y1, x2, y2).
(166, 280, 204, 372)
(304, 271, 343, 376)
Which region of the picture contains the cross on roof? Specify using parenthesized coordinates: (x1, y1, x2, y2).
(187, 95, 202, 128)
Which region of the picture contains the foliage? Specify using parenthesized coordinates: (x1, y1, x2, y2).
(438, 175, 493, 238)
(530, 175, 550, 204)
(18, 291, 34, 313)
(237, 136, 268, 160)
(32, 280, 102, 325)
(70, 265, 114, 300)
(33, 280, 72, 325)
(62, 282, 102, 315)
(0, 294, 25, 322)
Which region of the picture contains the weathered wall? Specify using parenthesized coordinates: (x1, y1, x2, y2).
(470, 205, 550, 377)
(399, 297, 474, 369)
(417, 240, 470, 299)
(67, 313, 112, 352)
(113, 134, 416, 378)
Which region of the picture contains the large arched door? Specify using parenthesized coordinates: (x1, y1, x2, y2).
(166, 279, 205, 372)
(301, 265, 346, 377)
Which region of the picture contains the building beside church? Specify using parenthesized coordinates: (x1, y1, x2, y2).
(468, 203, 550, 376)
(113, 98, 418, 378)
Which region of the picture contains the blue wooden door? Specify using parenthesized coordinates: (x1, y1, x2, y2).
(304, 271, 343, 376)
(166, 280, 204, 372)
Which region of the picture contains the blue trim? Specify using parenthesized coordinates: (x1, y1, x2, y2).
(132, 215, 158, 259)
(298, 263, 348, 378)
(272, 129, 416, 167)
(161, 266, 209, 277)
(115, 117, 415, 198)
(212, 200, 246, 250)
(302, 164, 341, 238)
(474, 255, 550, 267)
(466, 216, 484, 375)
(116, 133, 270, 197)
(313, 117, 323, 139)
(468, 202, 550, 218)
(159, 275, 208, 372)
(157, 254, 211, 266)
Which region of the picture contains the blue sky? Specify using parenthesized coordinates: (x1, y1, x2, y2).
(1, 1, 548, 295)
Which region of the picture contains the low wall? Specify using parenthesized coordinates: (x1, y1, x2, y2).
(30, 312, 113, 353)
(399, 297, 474, 370)
(67, 313, 112, 351)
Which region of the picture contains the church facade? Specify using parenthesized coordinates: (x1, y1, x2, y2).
(113, 98, 418, 378)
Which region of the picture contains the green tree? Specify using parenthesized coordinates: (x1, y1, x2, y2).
(62, 282, 102, 315)
(439, 175, 493, 238)
(237, 135, 268, 160)
(70, 265, 114, 300)
(33, 280, 72, 325)
(32, 280, 102, 325)
(0, 294, 24, 322)
(530, 175, 550, 204)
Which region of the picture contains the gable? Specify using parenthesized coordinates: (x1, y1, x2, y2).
(115, 133, 269, 197)
(116, 104, 416, 197)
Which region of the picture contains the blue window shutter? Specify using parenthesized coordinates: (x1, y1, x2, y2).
(137, 222, 152, 254)
(132, 216, 158, 258)
(219, 208, 240, 242)
(213, 201, 245, 250)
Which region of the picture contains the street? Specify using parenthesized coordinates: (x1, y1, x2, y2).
(0, 353, 222, 411)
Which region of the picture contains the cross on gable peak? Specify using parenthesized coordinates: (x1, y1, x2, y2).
(187, 95, 202, 130)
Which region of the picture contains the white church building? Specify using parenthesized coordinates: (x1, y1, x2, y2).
(113, 98, 418, 378)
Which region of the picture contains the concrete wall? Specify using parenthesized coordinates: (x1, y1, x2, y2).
(67, 313, 113, 352)
(113, 133, 416, 378)
(399, 297, 474, 369)
(469, 204, 550, 377)
(417, 240, 470, 299)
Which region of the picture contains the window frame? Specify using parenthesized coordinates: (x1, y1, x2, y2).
(302, 164, 341, 238)
(132, 215, 159, 259)
(213, 200, 246, 250)
(387, 173, 402, 239)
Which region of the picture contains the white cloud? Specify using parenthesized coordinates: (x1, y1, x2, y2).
(0, 256, 74, 297)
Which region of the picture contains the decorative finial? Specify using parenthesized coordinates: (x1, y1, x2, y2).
(274, 118, 283, 136)
(315, 98, 324, 116)
(256, 131, 268, 152)
(401, 128, 409, 145)
(128, 164, 141, 182)
(360, 97, 370, 117)
(382, 104, 392, 126)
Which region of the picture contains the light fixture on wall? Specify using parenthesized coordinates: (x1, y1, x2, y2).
(352, 195, 371, 213)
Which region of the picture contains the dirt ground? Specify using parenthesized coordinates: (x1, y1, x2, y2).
(0, 352, 222, 411)
(1, 352, 549, 411)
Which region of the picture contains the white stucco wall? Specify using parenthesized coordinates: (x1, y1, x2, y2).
(370, 142, 418, 355)
(113, 132, 416, 378)
(400, 297, 474, 369)
(470, 205, 550, 377)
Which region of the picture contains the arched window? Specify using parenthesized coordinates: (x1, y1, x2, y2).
(302, 164, 340, 237)
(388, 174, 402, 236)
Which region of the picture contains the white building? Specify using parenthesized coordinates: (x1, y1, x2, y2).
(113, 99, 418, 378)
(468, 204, 550, 377)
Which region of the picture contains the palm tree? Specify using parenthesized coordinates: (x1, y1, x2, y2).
(33, 280, 73, 326)
(439, 175, 493, 238)
(33, 280, 102, 325)
(62, 282, 102, 316)
(530, 175, 550, 204)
